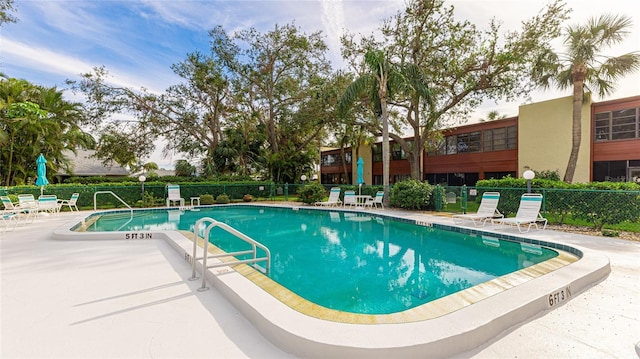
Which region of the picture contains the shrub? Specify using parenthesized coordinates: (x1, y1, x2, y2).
(200, 194, 214, 205)
(476, 177, 640, 230)
(297, 182, 328, 204)
(390, 179, 433, 210)
(215, 194, 230, 204)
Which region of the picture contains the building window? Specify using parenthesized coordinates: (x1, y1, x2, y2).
(321, 152, 351, 167)
(372, 144, 382, 162)
(593, 160, 640, 182)
(393, 174, 411, 183)
(321, 173, 349, 184)
(457, 132, 481, 153)
(483, 126, 517, 151)
(321, 154, 337, 166)
(446, 135, 457, 155)
(594, 107, 639, 141)
(392, 142, 413, 160)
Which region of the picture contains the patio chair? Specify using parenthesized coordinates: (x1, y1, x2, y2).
(452, 192, 502, 226)
(17, 194, 39, 221)
(364, 191, 384, 209)
(1, 196, 19, 212)
(343, 190, 357, 208)
(314, 187, 342, 207)
(1, 211, 19, 231)
(38, 194, 61, 214)
(491, 193, 547, 233)
(166, 184, 185, 207)
(1, 197, 21, 231)
(58, 193, 79, 212)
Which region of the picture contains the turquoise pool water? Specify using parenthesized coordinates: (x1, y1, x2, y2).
(80, 206, 558, 314)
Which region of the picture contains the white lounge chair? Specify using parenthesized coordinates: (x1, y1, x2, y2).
(17, 194, 39, 221)
(343, 190, 356, 208)
(492, 193, 547, 233)
(58, 193, 79, 212)
(315, 187, 342, 207)
(38, 195, 61, 214)
(364, 191, 384, 209)
(1, 211, 19, 231)
(453, 192, 502, 226)
(1, 196, 21, 231)
(166, 185, 185, 207)
(1, 196, 19, 212)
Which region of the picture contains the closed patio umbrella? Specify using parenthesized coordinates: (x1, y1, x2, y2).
(357, 157, 364, 195)
(35, 153, 49, 195)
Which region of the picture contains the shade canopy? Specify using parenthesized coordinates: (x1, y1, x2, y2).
(35, 154, 49, 186)
(357, 157, 364, 185)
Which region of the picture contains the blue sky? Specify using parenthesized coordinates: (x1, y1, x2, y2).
(2, 0, 639, 168)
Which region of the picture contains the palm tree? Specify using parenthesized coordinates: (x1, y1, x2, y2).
(479, 110, 508, 122)
(533, 14, 640, 183)
(339, 50, 432, 201)
(338, 50, 404, 203)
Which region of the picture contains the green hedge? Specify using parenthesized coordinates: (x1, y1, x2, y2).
(476, 178, 640, 230)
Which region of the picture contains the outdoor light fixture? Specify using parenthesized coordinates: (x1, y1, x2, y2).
(523, 170, 535, 193)
(300, 174, 307, 183)
(138, 175, 146, 201)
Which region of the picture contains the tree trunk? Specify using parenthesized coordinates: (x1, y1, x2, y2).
(564, 66, 585, 183)
(380, 109, 390, 205)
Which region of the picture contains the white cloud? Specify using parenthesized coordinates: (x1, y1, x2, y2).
(320, 0, 346, 52)
(2, 38, 172, 93)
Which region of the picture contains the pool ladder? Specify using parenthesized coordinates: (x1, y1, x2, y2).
(189, 217, 271, 292)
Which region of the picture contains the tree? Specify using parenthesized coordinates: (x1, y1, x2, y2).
(342, 0, 569, 180)
(0, 77, 94, 186)
(71, 23, 335, 183)
(209, 23, 334, 182)
(0, 0, 17, 26)
(532, 14, 640, 183)
(338, 50, 421, 202)
(479, 110, 508, 122)
(174, 159, 196, 177)
(69, 51, 232, 172)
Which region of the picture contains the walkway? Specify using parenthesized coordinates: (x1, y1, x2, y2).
(1, 209, 638, 358)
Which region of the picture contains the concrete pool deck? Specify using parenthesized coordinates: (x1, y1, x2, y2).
(1, 208, 639, 358)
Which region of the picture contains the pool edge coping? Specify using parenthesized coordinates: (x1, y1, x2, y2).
(52, 205, 612, 358)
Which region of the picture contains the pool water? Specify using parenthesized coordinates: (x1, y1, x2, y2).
(81, 206, 558, 314)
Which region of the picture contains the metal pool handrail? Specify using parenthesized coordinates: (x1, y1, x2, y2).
(93, 191, 133, 214)
(189, 217, 271, 292)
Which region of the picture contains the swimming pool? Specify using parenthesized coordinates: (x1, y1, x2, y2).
(56, 204, 610, 357)
(76, 206, 559, 315)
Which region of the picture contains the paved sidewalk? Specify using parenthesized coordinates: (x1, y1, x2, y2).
(1, 210, 639, 358)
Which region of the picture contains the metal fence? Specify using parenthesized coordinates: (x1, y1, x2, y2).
(3, 183, 639, 229)
(1, 183, 324, 209)
(438, 185, 640, 229)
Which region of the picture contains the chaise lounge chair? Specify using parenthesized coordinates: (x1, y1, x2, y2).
(453, 192, 502, 226)
(343, 190, 357, 208)
(314, 187, 342, 207)
(491, 193, 547, 233)
(1, 196, 21, 231)
(38, 195, 61, 214)
(166, 184, 185, 207)
(17, 194, 39, 221)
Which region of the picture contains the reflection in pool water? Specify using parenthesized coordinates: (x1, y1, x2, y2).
(80, 206, 558, 314)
